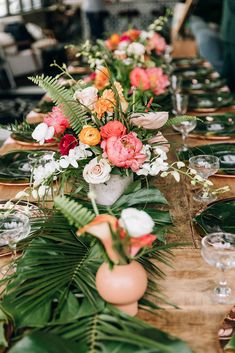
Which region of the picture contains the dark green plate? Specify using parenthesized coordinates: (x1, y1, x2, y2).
(183, 77, 227, 92)
(189, 92, 235, 110)
(190, 113, 235, 138)
(194, 198, 235, 236)
(178, 143, 235, 176)
(173, 57, 205, 69)
(174, 66, 214, 79)
(0, 150, 33, 185)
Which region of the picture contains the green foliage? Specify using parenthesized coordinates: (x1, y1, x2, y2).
(165, 115, 197, 127)
(54, 195, 95, 228)
(28, 75, 88, 134)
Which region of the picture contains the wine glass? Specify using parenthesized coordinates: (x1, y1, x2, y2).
(0, 212, 31, 272)
(172, 118, 197, 152)
(170, 75, 182, 93)
(201, 232, 235, 304)
(189, 154, 220, 203)
(172, 92, 188, 115)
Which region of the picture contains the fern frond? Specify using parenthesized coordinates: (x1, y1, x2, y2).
(28, 75, 88, 134)
(165, 115, 198, 127)
(54, 196, 95, 228)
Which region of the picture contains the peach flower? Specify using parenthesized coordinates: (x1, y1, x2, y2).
(94, 89, 116, 119)
(77, 214, 120, 262)
(129, 234, 156, 257)
(130, 67, 150, 91)
(146, 67, 169, 95)
(148, 132, 170, 153)
(101, 132, 147, 172)
(131, 112, 168, 129)
(100, 121, 127, 140)
(94, 67, 109, 90)
(114, 81, 128, 111)
(79, 126, 101, 146)
(147, 33, 166, 55)
(123, 29, 141, 41)
(44, 106, 70, 135)
(105, 33, 121, 50)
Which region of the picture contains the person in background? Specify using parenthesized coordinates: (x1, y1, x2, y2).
(82, 0, 105, 41)
(221, 0, 235, 93)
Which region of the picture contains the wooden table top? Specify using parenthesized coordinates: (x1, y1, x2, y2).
(0, 128, 234, 353)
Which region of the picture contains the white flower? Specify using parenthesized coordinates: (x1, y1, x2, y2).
(119, 208, 154, 237)
(117, 41, 129, 50)
(141, 144, 151, 160)
(83, 158, 111, 184)
(176, 161, 185, 169)
(73, 86, 98, 109)
(59, 144, 92, 169)
(33, 160, 59, 187)
(139, 30, 154, 40)
(127, 42, 145, 57)
(32, 123, 54, 145)
(160, 171, 169, 178)
(171, 170, 180, 182)
(123, 58, 133, 66)
(136, 157, 169, 177)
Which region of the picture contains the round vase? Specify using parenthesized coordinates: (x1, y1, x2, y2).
(96, 260, 148, 316)
(89, 174, 133, 206)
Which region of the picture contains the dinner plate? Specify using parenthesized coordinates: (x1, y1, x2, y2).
(183, 77, 227, 93)
(189, 92, 235, 111)
(218, 306, 235, 353)
(173, 57, 205, 69)
(193, 198, 235, 236)
(174, 66, 214, 79)
(178, 143, 235, 176)
(189, 113, 235, 140)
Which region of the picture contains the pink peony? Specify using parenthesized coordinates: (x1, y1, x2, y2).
(100, 121, 127, 140)
(44, 106, 70, 136)
(59, 134, 78, 155)
(130, 67, 150, 91)
(147, 33, 166, 55)
(101, 132, 147, 172)
(146, 67, 170, 95)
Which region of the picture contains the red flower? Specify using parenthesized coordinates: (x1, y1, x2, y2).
(59, 134, 78, 155)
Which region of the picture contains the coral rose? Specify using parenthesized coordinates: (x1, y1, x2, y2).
(79, 126, 101, 146)
(101, 132, 147, 172)
(100, 121, 127, 140)
(130, 67, 150, 91)
(44, 106, 70, 136)
(59, 134, 78, 155)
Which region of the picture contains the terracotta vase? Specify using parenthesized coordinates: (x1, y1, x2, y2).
(89, 174, 133, 206)
(96, 260, 148, 316)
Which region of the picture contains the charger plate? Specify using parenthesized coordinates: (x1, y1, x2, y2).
(218, 306, 235, 353)
(178, 143, 235, 177)
(193, 198, 235, 236)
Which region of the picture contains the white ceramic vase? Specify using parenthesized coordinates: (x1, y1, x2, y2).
(89, 174, 133, 206)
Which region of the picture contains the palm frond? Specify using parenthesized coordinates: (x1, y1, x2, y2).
(28, 75, 88, 134)
(54, 195, 95, 228)
(165, 115, 197, 127)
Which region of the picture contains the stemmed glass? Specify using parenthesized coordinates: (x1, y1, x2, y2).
(189, 154, 220, 203)
(0, 212, 31, 272)
(201, 232, 235, 303)
(172, 92, 188, 115)
(170, 75, 182, 93)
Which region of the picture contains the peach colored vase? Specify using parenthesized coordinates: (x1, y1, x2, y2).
(96, 260, 148, 316)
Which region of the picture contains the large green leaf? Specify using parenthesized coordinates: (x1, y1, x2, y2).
(9, 332, 78, 353)
(194, 198, 235, 236)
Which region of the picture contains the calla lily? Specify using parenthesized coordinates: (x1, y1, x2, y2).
(32, 123, 54, 145)
(77, 215, 120, 262)
(131, 112, 168, 130)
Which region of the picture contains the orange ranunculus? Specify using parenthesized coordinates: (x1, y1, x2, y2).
(94, 89, 116, 119)
(79, 125, 101, 146)
(106, 33, 121, 50)
(123, 29, 140, 41)
(77, 214, 120, 262)
(94, 67, 110, 90)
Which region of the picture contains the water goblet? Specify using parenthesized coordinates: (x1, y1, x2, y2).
(170, 75, 182, 93)
(172, 92, 188, 115)
(201, 232, 235, 304)
(189, 154, 220, 203)
(172, 118, 197, 152)
(0, 212, 31, 272)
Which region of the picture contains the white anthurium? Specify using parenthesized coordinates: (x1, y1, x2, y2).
(73, 86, 98, 109)
(119, 208, 154, 238)
(127, 42, 146, 57)
(32, 123, 54, 145)
(83, 157, 111, 184)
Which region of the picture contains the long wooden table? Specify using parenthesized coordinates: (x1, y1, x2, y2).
(0, 129, 235, 353)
